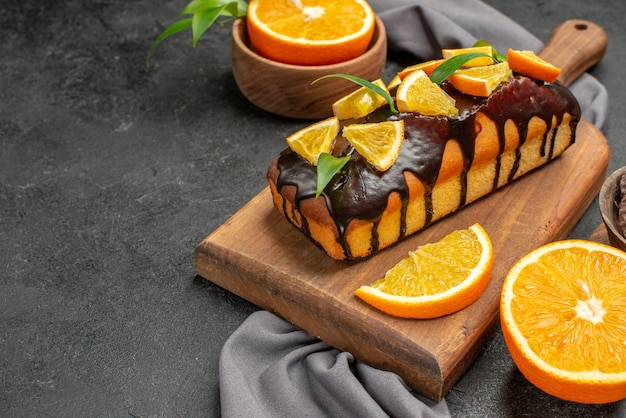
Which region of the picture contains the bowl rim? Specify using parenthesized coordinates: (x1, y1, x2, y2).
(231, 15, 387, 72)
(599, 166, 626, 247)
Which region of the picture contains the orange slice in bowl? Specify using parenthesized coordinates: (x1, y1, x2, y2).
(246, 0, 375, 66)
(501, 240, 626, 404)
(356, 223, 493, 319)
(506, 48, 562, 82)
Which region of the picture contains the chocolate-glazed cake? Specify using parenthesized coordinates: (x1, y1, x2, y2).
(267, 74, 580, 260)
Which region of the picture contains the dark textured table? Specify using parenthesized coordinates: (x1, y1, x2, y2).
(2, 1, 625, 416)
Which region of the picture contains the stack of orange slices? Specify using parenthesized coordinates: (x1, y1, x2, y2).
(393, 45, 561, 99)
(284, 45, 564, 179)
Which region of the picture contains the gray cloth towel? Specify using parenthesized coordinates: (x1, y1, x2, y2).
(219, 1, 609, 417)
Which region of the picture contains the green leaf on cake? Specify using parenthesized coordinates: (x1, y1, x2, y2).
(316, 153, 351, 198)
(429, 52, 495, 84)
(429, 41, 504, 84)
(472, 39, 507, 62)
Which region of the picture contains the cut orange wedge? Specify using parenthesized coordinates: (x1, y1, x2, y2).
(387, 74, 402, 91)
(331, 79, 388, 120)
(286, 117, 340, 165)
(342, 120, 404, 172)
(507, 48, 562, 82)
(356, 224, 493, 318)
(442, 46, 494, 67)
(397, 59, 446, 80)
(396, 69, 458, 116)
(501, 240, 626, 404)
(246, 0, 375, 65)
(448, 61, 511, 97)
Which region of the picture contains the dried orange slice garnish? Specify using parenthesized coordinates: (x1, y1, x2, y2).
(448, 61, 511, 97)
(246, 0, 375, 66)
(396, 69, 458, 116)
(442, 45, 494, 67)
(286, 116, 340, 165)
(506, 48, 562, 82)
(331, 79, 388, 120)
(356, 223, 493, 318)
(342, 120, 404, 171)
(501, 240, 626, 404)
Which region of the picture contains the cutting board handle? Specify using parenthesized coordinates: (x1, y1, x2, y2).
(538, 19, 608, 87)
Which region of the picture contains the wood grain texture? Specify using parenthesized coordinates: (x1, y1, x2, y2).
(539, 20, 607, 86)
(195, 119, 609, 401)
(231, 17, 387, 119)
(196, 20, 610, 401)
(598, 167, 626, 252)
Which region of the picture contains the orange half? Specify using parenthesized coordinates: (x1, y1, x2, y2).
(246, 0, 375, 66)
(501, 240, 626, 404)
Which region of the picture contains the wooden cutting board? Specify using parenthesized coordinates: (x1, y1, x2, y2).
(194, 21, 609, 401)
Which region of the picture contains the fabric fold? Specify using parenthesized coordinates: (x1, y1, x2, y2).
(220, 311, 449, 417)
(220, 1, 609, 416)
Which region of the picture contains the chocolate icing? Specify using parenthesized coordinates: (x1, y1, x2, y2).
(274, 75, 580, 258)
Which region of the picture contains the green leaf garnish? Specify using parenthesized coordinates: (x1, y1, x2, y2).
(310, 42, 506, 196)
(472, 39, 506, 62)
(316, 153, 351, 198)
(182, 0, 246, 15)
(313, 74, 398, 114)
(429, 52, 495, 84)
(147, 0, 247, 67)
(146, 18, 193, 67)
(191, 8, 224, 47)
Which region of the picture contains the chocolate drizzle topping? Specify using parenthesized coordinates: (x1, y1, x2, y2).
(274, 75, 580, 258)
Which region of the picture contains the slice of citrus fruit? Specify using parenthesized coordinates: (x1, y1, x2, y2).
(442, 46, 494, 67)
(387, 74, 402, 91)
(500, 240, 626, 404)
(506, 48, 562, 82)
(396, 69, 458, 116)
(286, 116, 340, 165)
(356, 223, 493, 318)
(448, 61, 511, 97)
(342, 120, 404, 171)
(332, 79, 388, 120)
(397, 59, 446, 80)
(246, 0, 375, 66)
